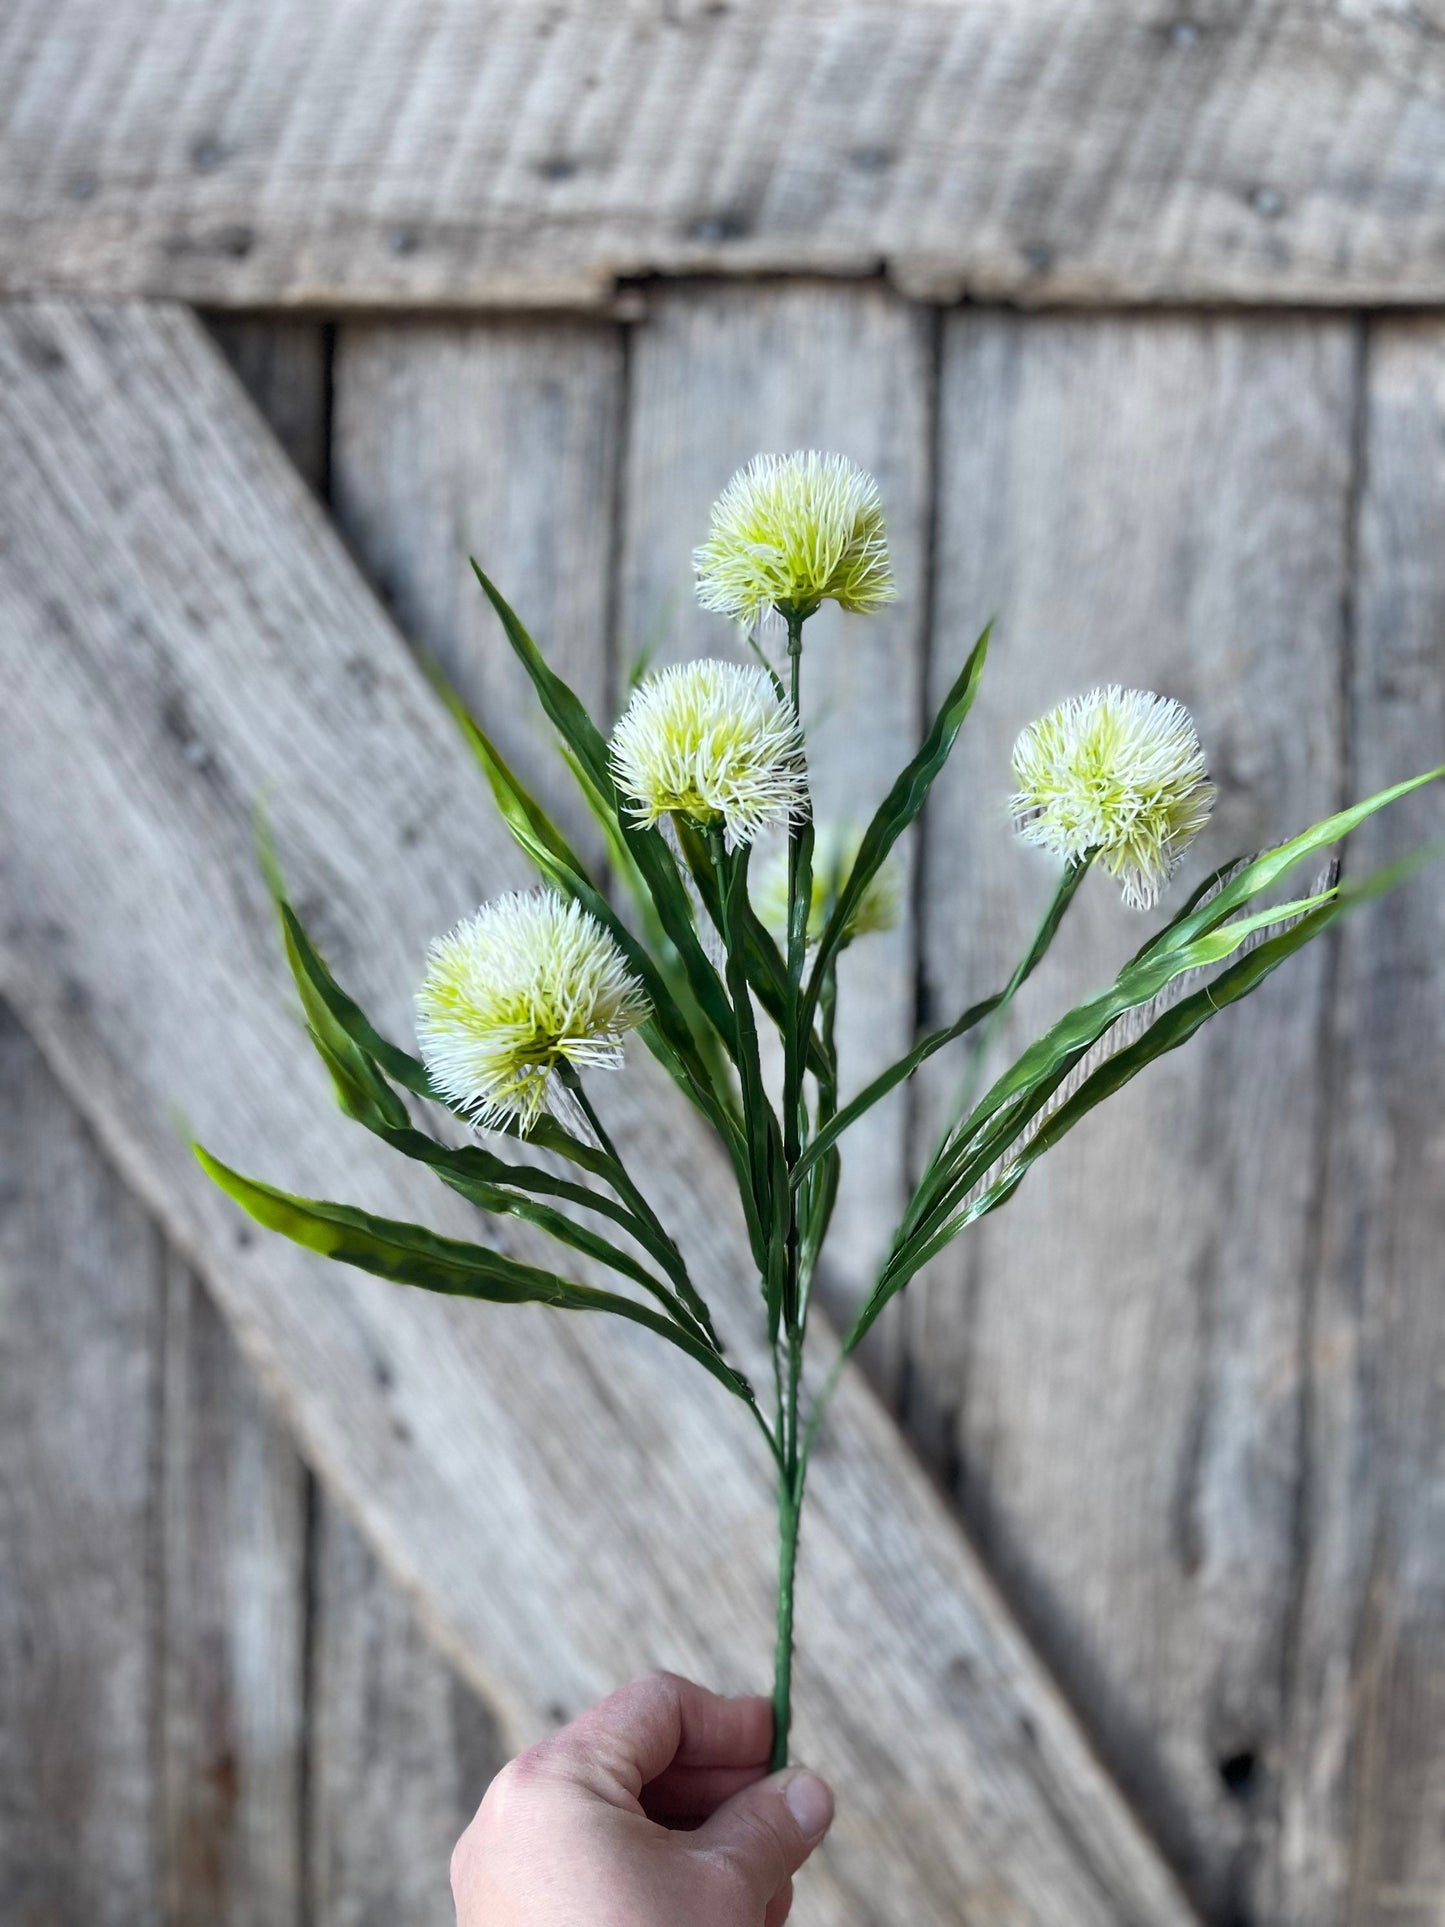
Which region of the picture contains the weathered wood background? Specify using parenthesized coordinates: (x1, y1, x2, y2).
(3, 6, 1444, 1926)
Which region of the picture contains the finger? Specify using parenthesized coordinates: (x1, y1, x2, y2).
(641, 1762, 767, 1823)
(764, 1877, 795, 1927)
(548, 1674, 771, 1802)
(663, 1678, 772, 1768)
(691, 1768, 834, 1907)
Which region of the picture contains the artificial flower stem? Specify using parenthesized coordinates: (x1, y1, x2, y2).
(781, 607, 810, 1330)
(771, 1323, 805, 1771)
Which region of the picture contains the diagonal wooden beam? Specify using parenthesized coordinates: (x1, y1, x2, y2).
(4, 0, 1445, 310)
(0, 298, 1200, 1926)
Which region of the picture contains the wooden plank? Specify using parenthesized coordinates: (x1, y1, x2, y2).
(0, 1005, 162, 1923)
(331, 319, 622, 861)
(309, 1507, 504, 1927)
(0, 297, 1200, 1927)
(1274, 320, 1445, 1927)
(6, 0, 1445, 310)
(216, 309, 512, 1922)
(159, 1253, 309, 1926)
(912, 313, 1356, 1918)
(619, 282, 931, 1342)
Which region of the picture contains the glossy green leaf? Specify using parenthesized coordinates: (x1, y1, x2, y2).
(196, 1148, 751, 1402)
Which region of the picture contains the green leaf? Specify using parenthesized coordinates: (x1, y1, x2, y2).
(196, 1148, 751, 1403)
(470, 561, 617, 802)
(275, 894, 626, 1182)
(471, 561, 742, 1074)
(716, 842, 789, 1317)
(365, 1120, 694, 1304)
(847, 829, 1445, 1354)
(906, 882, 1338, 1250)
(1137, 766, 1444, 968)
(791, 858, 1086, 1189)
(672, 817, 830, 1082)
(801, 622, 991, 1039)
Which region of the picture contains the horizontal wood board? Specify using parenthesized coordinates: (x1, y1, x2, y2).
(6, 0, 1445, 309)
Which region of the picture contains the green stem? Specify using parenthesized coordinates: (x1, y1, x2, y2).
(782, 609, 808, 1330)
(772, 605, 812, 1770)
(771, 1325, 804, 1771)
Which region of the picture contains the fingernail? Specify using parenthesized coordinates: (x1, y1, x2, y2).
(784, 1769, 834, 1842)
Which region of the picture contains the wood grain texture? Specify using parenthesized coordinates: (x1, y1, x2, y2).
(310, 1507, 503, 1927)
(213, 307, 512, 1923)
(910, 313, 1356, 1919)
(7, 0, 1445, 309)
(0, 297, 1200, 1927)
(1274, 321, 1445, 1927)
(331, 319, 622, 861)
(159, 1255, 308, 1926)
(0, 1007, 162, 1924)
(619, 282, 931, 1337)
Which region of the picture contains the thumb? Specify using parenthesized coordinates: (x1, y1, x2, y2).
(692, 1767, 834, 1906)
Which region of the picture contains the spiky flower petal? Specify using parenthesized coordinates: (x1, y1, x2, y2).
(754, 823, 902, 946)
(416, 892, 649, 1130)
(1011, 687, 1216, 910)
(694, 451, 896, 627)
(610, 660, 809, 850)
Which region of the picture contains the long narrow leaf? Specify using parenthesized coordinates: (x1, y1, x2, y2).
(847, 833, 1444, 1353)
(368, 1121, 695, 1300)
(905, 882, 1338, 1248)
(673, 817, 831, 1081)
(471, 561, 741, 1064)
(275, 898, 619, 1179)
(801, 622, 991, 1039)
(791, 858, 1086, 1189)
(1136, 766, 1443, 967)
(718, 844, 789, 1321)
(197, 1149, 751, 1403)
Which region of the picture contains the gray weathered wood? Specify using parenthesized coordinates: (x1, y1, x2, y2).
(0, 1007, 162, 1923)
(7, 0, 1445, 310)
(1274, 320, 1445, 1927)
(911, 313, 1356, 1917)
(0, 297, 1199, 1927)
(310, 1507, 504, 1927)
(214, 307, 511, 1921)
(159, 1253, 309, 1926)
(619, 283, 931, 1341)
(331, 319, 622, 861)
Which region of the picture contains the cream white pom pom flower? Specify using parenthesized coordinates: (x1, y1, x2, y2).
(610, 660, 809, 850)
(694, 451, 896, 627)
(754, 823, 902, 946)
(1011, 686, 1216, 910)
(416, 891, 649, 1130)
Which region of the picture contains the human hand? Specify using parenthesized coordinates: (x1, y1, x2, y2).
(451, 1672, 834, 1926)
